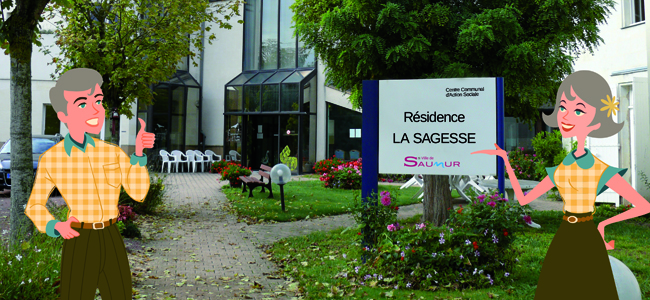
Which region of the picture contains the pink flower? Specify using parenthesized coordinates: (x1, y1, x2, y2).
(487, 201, 496, 207)
(523, 215, 533, 224)
(387, 224, 396, 232)
(477, 194, 486, 203)
(381, 196, 391, 206)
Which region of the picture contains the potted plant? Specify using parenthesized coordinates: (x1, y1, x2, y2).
(220, 162, 251, 188)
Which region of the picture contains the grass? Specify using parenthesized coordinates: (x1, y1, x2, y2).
(222, 180, 461, 222)
(266, 210, 650, 299)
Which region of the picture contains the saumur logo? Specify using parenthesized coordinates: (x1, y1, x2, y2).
(404, 156, 461, 168)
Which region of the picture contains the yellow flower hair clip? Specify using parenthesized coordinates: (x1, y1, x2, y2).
(600, 95, 619, 117)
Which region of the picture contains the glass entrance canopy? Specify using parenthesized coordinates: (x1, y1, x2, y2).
(225, 68, 316, 114)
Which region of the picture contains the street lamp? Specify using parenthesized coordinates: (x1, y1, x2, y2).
(270, 164, 292, 212)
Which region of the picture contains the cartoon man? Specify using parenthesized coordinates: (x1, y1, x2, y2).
(25, 68, 155, 299)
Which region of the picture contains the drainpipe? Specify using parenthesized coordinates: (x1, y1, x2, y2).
(199, 21, 205, 152)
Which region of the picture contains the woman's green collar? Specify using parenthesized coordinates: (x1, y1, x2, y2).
(562, 148, 594, 169)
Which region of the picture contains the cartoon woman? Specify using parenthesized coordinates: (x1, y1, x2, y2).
(473, 70, 650, 299)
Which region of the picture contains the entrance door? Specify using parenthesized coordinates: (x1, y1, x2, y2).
(244, 115, 279, 170)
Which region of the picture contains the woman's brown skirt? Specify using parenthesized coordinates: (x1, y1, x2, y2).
(534, 212, 619, 300)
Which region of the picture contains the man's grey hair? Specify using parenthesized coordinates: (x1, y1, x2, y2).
(542, 70, 624, 138)
(50, 68, 104, 116)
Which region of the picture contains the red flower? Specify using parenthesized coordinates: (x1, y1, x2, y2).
(447, 207, 451, 211)
(400, 257, 404, 261)
(473, 241, 479, 250)
(358, 232, 361, 235)
(395, 206, 399, 211)
(457, 207, 463, 214)
(504, 231, 508, 236)
(411, 249, 415, 253)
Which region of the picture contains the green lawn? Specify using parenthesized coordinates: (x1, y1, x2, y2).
(266, 210, 650, 299)
(222, 180, 461, 222)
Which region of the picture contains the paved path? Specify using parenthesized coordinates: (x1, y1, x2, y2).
(131, 173, 298, 300)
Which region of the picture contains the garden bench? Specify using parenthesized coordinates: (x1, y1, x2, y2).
(239, 164, 274, 198)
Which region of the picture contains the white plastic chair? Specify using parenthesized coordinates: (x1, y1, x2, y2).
(228, 150, 241, 162)
(193, 150, 210, 172)
(205, 150, 222, 165)
(186, 150, 203, 172)
(171, 150, 189, 172)
(159, 150, 174, 173)
(400, 174, 424, 200)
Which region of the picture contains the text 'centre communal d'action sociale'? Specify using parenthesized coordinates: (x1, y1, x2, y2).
(393, 111, 477, 144)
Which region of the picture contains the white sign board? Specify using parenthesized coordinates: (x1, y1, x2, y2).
(378, 78, 497, 175)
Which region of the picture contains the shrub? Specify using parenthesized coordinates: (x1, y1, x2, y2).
(350, 191, 399, 246)
(379, 173, 413, 183)
(505, 147, 544, 181)
(532, 130, 565, 168)
(314, 157, 344, 174)
(319, 159, 362, 189)
(317, 157, 344, 173)
(117, 205, 138, 222)
(119, 173, 167, 215)
(220, 162, 251, 185)
(120, 221, 141, 239)
(349, 190, 532, 290)
(210, 160, 228, 174)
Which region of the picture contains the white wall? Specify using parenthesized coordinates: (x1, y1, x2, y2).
(0, 34, 61, 143)
(571, 0, 648, 204)
(201, 2, 245, 148)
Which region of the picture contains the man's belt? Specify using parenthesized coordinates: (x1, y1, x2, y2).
(563, 215, 593, 223)
(70, 218, 117, 230)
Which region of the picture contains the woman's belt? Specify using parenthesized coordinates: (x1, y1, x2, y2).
(562, 215, 593, 223)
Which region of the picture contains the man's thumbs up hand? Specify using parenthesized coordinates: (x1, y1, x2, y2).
(135, 118, 155, 156)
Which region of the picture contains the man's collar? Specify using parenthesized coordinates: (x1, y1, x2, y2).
(64, 133, 96, 156)
(562, 148, 595, 169)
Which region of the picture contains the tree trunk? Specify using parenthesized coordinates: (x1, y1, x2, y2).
(8, 17, 36, 249)
(422, 174, 453, 227)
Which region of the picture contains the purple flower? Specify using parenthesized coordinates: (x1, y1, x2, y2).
(487, 201, 496, 208)
(364, 274, 372, 280)
(432, 253, 437, 258)
(401, 252, 405, 257)
(406, 282, 412, 288)
(449, 227, 454, 233)
(523, 215, 533, 225)
(355, 266, 360, 273)
(427, 274, 432, 279)
(533, 154, 536, 157)
(490, 193, 499, 200)
(465, 239, 471, 245)
(378, 275, 383, 280)
(459, 255, 464, 259)
(477, 194, 486, 203)
(505, 272, 510, 277)
(474, 250, 480, 257)
(380, 191, 390, 197)
(439, 232, 444, 238)
(381, 196, 391, 206)
(439, 238, 445, 244)
(493, 236, 499, 243)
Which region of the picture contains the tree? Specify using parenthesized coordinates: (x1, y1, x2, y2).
(293, 0, 614, 226)
(0, 0, 71, 249)
(44, 0, 243, 144)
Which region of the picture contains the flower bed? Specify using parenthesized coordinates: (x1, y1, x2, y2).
(349, 190, 533, 290)
(320, 159, 362, 189)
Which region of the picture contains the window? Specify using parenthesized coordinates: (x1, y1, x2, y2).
(623, 0, 645, 26)
(243, 0, 315, 71)
(43, 104, 61, 135)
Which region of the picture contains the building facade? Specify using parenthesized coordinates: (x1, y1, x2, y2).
(2, 1, 647, 192)
(568, 0, 650, 204)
